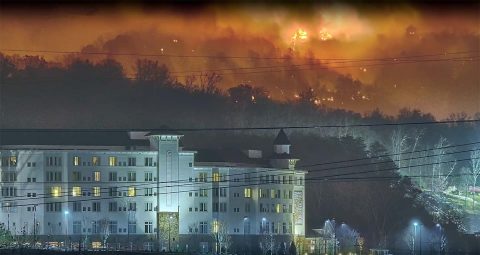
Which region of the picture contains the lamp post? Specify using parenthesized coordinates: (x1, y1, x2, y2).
(33, 205, 37, 247)
(64, 211, 69, 250)
(436, 224, 442, 254)
(413, 222, 417, 255)
(413, 222, 423, 255)
(243, 217, 248, 255)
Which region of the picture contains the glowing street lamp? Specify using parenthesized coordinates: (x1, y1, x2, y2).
(64, 211, 69, 250)
(413, 222, 422, 255)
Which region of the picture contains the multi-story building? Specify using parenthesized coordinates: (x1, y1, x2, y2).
(0, 129, 306, 253)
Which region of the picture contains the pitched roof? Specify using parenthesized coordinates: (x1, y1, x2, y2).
(0, 131, 148, 146)
(146, 126, 183, 136)
(191, 147, 269, 167)
(273, 129, 290, 145)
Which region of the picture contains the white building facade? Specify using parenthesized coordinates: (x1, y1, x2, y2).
(0, 130, 306, 253)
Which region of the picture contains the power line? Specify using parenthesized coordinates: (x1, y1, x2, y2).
(4, 153, 477, 206)
(1, 56, 476, 83)
(1, 48, 477, 61)
(0, 119, 477, 133)
(298, 141, 480, 168)
(5, 144, 478, 190)
(6, 170, 477, 208)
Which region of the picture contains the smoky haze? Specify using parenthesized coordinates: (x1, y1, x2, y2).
(0, 3, 478, 118)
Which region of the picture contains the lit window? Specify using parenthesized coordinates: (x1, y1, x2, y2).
(93, 187, 101, 197)
(212, 220, 219, 233)
(9, 156, 17, 167)
(92, 156, 100, 166)
(275, 204, 281, 213)
(212, 173, 220, 182)
(244, 188, 252, 198)
(72, 186, 81, 197)
(94, 171, 101, 182)
(108, 157, 117, 166)
(73, 156, 80, 166)
(128, 187, 136, 197)
(51, 186, 61, 197)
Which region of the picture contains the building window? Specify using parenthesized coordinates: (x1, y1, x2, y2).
(93, 187, 101, 197)
(72, 171, 81, 182)
(72, 186, 81, 197)
(92, 221, 100, 234)
(92, 156, 100, 166)
(244, 188, 252, 198)
(94, 171, 101, 182)
(128, 157, 136, 166)
(128, 221, 136, 234)
(220, 187, 227, 197)
(51, 186, 61, 197)
(108, 156, 117, 166)
(73, 201, 82, 212)
(144, 188, 153, 196)
(108, 187, 118, 197)
(200, 221, 208, 234)
(73, 221, 82, 234)
(144, 221, 153, 234)
(127, 172, 136, 182)
(108, 172, 117, 182)
(46, 202, 62, 212)
(128, 202, 136, 211)
(220, 202, 227, 212)
(199, 189, 208, 197)
(1, 172, 16, 182)
(109, 221, 118, 234)
(92, 202, 101, 212)
(245, 203, 251, 213)
(198, 172, 208, 182)
(199, 203, 207, 212)
(144, 172, 153, 181)
(46, 171, 62, 182)
(128, 187, 136, 197)
(212, 173, 221, 182)
(109, 202, 118, 212)
(73, 156, 80, 166)
(144, 157, 153, 167)
(275, 204, 281, 213)
(145, 203, 153, 211)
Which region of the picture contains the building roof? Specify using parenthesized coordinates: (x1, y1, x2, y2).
(273, 129, 290, 145)
(191, 147, 270, 167)
(146, 126, 183, 136)
(0, 131, 149, 147)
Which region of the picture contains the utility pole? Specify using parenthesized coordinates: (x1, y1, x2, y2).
(33, 205, 37, 246)
(156, 137, 161, 252)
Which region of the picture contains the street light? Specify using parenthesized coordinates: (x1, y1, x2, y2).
(64, 211, 69, 250)
(436, 224, 442, 252)
(243, 217, 248, 255)
(413, 222, 422, 255)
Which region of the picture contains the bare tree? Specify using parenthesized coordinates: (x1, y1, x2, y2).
(407, 129, 424, 175)
(469, 149, 480, 210)
(99, 218, 110, 249)
(260, 232, 275, 255)
(199, 72, 222, 94)
(212, 220, 232, 255)
(390, 128, 410, 169)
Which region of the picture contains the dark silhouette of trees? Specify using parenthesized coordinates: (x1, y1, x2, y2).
(228, 84, 268, 105)
(135, 59, 171, 84)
